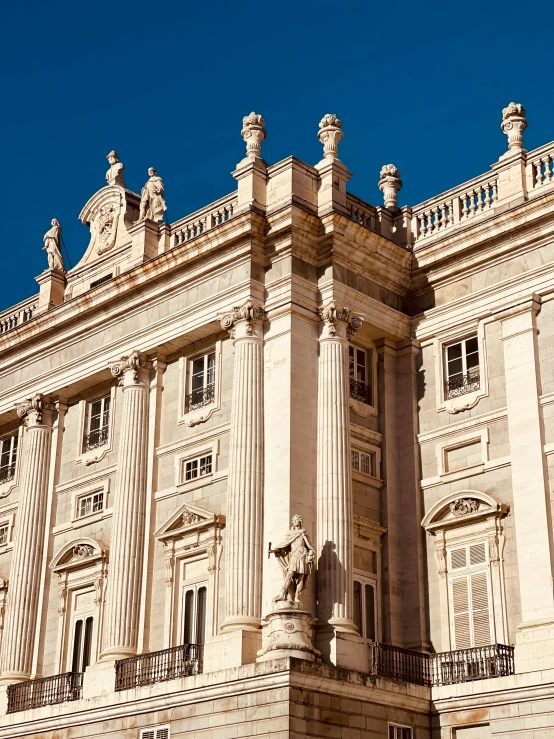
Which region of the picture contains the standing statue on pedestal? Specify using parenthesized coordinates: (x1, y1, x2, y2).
(138, 167, 167, 222)
(42, 219, 65, 272)
(105, 150, 126, 188)
(269, 515, 315, 603)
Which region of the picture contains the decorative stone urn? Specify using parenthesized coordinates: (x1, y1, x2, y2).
(257, 600, 320, 662)
(378, 164, 402, 209)
(501, 102, 527, 152)
(317, 114, 343, 160)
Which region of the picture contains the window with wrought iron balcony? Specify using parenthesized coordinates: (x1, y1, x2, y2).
(349, 345, 372, 405)
(187, 351, 216, 411)
(445, 336, 480, 399)
(84, 395, 111, 452)
(0, 431, 18, 484)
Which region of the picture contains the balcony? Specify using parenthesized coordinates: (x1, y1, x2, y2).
(115, 644, 203, 691)
(0, 463, 16, 485)
(369, 643, 514, 687)
(7, 672, 83, 713)
(349, 378, 372, 405)
(84, 425, 109, 452)
(187, 383, 215, 412)
(445, 370, 480, 399)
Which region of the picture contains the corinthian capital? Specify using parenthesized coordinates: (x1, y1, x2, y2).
(319, 300, 363, 340)
(219, 299, 266, 339)
(15, 393, 54, 427)
(109, 350, 147, 386)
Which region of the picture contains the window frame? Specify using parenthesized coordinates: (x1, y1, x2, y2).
(75, 384, 116, 466)
(388, 723, 413, 739)
(444, 335, 480, 400)
(353, 574, 377, 642)
(70, 612, 94, 673)
(183, 453, 213, 483)
(0, 431, 19, 485)
(178, 341, 222, 427)
(71, 480, 111, 527)
(175, 439, 219, 491)
(76, 489, 105, 520)
(348, 343, 376, 410)
(182, 580, 209, 646)
(0, 427, 22, 496)
(0, 511, 14, 550)
(139, 727, 170, 739)
(84, 394, 111, 452)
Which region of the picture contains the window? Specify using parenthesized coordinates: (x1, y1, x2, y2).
(77, 491, 104, 519)
(85, 395, 111, 451)
(188, 352, 216, 411)
(445, 336, 480, 399)
(351, 449, 376, 477)
(0, 522, 8, 547)
(183, 453, 212, 483)
(389, 725, 412, 739)
(71, 616, 93, 673)
(0, 432, 18, 484)
(140, 727, 170, 739)
(349, 346, 372, 405)
(353, 577, 376, 641)
(448, 542, 492, 649)
(182, 582, 207, 646)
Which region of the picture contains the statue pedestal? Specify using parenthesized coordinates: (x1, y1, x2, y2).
(35, 268, 66, 314)
(257, 600, 320, 663)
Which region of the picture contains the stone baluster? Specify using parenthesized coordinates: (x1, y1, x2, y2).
(0, 394, 54, 682)
(219, 300, 265, 632)
(316, 301, 363, 633)
(102, 351, 150, 660)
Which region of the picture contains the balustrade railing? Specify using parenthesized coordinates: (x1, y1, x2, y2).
(172, 193, 238, 247)
(0, 463, 16, 484)
(346, 194, 378, 232)
(115, 644, 203, 691)
(349, 378, 372, 405)
(7, 672, 83, 713)
(528, 144, 554, 190)
(369, 643, 514, 687)
(0, 296, 38, 336)
(187, 383, 215, 411)
(445, 370, 480, 399)
(84, 425, 110, 451)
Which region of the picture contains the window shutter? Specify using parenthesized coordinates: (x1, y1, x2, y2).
(450, 547, 467, 570)
(451, 575, 472, 649)
(156, 730, 170, 739)
(470, 571, 492, 646)
(469, 542, 486, 566)
(141, 732, 155, 739)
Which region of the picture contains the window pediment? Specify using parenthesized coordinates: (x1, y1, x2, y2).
(50, 537, 108, 573)
(422, 490, 509, 534)
(155, 503, 225, 544)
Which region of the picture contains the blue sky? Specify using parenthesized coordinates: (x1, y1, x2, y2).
(3, 0, 554, 311)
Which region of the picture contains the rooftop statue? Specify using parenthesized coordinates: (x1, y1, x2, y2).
(105, 150, 126, 188)
(138, 167, 167, 223)
(269, 515, 315, 603)
(42, 219, 65, 273)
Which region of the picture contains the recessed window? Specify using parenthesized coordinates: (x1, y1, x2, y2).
(389, 725, 413, 739)
(85, 395, 111, 452)
(187, 352, 216, 411)
(71, 615, 93, 673)
(349, 346, 372, 405)
(0, 522, 9, 547)
(0, 432, 18, 484)
(448, 541, 492, 650)
(183, 582, 208, 646)
(445, 336, 480, 399)
(353, 577, 376, 641)
(183, 454, 212, 483)
(77, 491, 104, 519)
(351, 449, 376, 477)
(140, 726, 170, 739)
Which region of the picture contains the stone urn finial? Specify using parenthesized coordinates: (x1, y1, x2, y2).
(318, 114, 343, 160)
(378, 164, 402, 209)
(501, 102, 527, 152)
(241, 112, 266, 161)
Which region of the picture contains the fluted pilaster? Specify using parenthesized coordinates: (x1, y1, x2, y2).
(220, 300, 265, 631)
(0, 395, 54, 681)
(102, 351, 150, 659)
(316, 301, 363, 631)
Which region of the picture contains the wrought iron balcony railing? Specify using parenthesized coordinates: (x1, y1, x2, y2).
(445, 370, 480, 399)
(115, 643, 203, 691)
(187, 383, 215, 412)
(84, 425, 109, 451)
(369, 642, 514, 687)
(0, 463, 16, 484)
(7, 671, 83, 713)
(349, 378, 372, 405)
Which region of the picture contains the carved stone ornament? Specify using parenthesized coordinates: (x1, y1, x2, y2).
(182, 507, 202, 527)
(449, 498, 480, 517)
(501, 102, 527, 151)
(378, 164, 403, 209)
(110, 350, 146, 385)
(318, 114, 343, 160)
(241, 112, 266, 161)
(15, 393, 54, 427)
(319, 300, 363, 339)
(105, 150, 126, 188)
(219, 299, 266, 337)
(95, 201, 122, 255)
(71, 544, 95, 560)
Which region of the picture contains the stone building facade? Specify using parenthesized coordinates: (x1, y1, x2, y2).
(0, 104, 552, 738)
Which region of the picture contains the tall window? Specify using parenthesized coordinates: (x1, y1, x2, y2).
(182, 582, 207, 646)
(0, 522, 9, 547)
(0, 432, 18, 484)
(188, 352, 216, 411)
(85, 395, 111, 451)
(71, 616, 93, 673)
(349, 346, 372, 405)
(448, 541, 492, 649)
(353, 576, 376, 641)
(445, 337, 480, 399)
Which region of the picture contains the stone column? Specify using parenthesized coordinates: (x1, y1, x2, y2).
(102, 351, 150, 660)
(219, 300, 265, 633)
(0, 394, 54, 682)
(316, 301, 362, 638)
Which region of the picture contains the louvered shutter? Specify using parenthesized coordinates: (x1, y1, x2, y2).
(448, 542, 492, 649)
(470, 571, 492, 646)
(451, 575, 472, 649)
(141, 732, 155, 739)
(156, 730, 170, 739)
